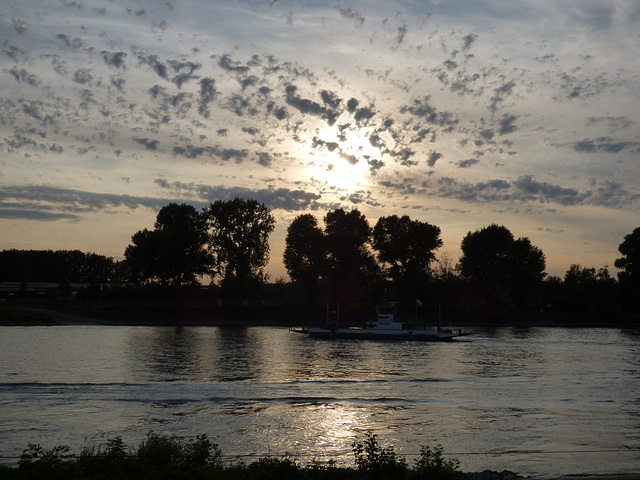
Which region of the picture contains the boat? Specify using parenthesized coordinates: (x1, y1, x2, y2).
(291, 304, 470, 341)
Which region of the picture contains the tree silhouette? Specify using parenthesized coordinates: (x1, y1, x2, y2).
(372, 215, 442, 303)
(124, 203, 210, 291)
(324, 208, 378, 307)
(283, 213, 326, 305)
(614, 227, 640, 307)
(459, 224, 545, 308)
(205, 198, 275, 302)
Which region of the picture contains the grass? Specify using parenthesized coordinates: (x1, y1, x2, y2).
(0, 431, 463, 480)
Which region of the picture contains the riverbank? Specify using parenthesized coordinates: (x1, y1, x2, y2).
(1, 431, 637, 480)
(1, 303, 638, 328)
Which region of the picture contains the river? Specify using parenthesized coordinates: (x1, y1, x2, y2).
(1, 325, 639, 476)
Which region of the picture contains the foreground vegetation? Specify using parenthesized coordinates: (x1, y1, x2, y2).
(0, 431, 463, 480)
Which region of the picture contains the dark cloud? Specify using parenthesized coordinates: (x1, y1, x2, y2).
(461, 33, 478, 51)
(489, 80, 516, 113)
(3, 45, 27, 63)
(133, 137, 159, 150)
(572, 137, 640, 154)
(222, 93, 258, 117)
(240, 75, 259, 90)
(11, 18, 30, 34)
(456, 158, 479, 168)
(172, 143, 249, 163)
(591, 180, 640, 208)
(256, 152, 273, 166)
(218, 54, 250, 73)
(0, 209, 81, 222)
(340, 152, 359, 165)
(334, 4, 365, 27)
(242, 126, 260, 136)
(154, 179, 326, 211)
(110, 77, 126, 91)
(429, 175, 601, 208)
(399, 96, 458, 127)
(479, 129, 495, 141)
(285, 85, 340, 125)
(198, 77, 217, 118)
(427, 151, 443, 167)
(513, 175, 590, 205)
(320, 90, 342, 109)
(55, 34, 84, 51)
(102, 51, 127, 69)
(126, 8, 146, 17)
(167, 60, 200, 88)
(73, 69, 93, 84)
(498, 114, 518, 135)
(392, 24, 408, 50)
(272, 106, 288, 120)
(0, 185, 174, 218)
(135, 52, 168, 79)
(346, 97, 359, 113)
(443, 59, 457, 70)
(354, 105, 375, 124)
(558, 72, 610, 100)
(367, 158, 385, 174)
(8, 67, 40, 86)
(586, 116, 633, 131)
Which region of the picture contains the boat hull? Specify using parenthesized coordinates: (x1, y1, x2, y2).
(301, 327, 465, 341)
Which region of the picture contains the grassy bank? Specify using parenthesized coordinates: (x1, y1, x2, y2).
(0, 431, 475, 480)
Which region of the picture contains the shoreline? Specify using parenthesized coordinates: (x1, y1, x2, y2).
(1, 305, 639, 328)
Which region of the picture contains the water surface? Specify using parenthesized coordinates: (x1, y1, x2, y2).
(1, 325, 638, 476)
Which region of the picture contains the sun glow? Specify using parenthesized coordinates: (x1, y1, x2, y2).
(308, 127, 382, 191)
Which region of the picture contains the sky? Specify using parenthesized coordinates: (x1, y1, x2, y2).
(1, 0, 639, 281)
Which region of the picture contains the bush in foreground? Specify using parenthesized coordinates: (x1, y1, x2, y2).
(0, 431, 462, 480)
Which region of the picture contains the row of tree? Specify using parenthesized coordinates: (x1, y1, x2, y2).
(1, 198, 639, 315)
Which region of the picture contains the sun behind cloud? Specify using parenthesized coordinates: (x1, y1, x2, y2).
(307, 126, 382, 191)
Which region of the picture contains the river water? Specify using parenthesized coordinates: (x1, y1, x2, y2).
(1, 325, 639, 476)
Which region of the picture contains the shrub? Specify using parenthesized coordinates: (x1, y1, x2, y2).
(413, 443, 462, 480)
(17, 443, 81, 479)
(352, 431, 408, 479)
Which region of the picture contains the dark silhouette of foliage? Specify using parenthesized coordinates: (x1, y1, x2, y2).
(205, 197, 275, 302)
(124, 203, 211, 289)
(615, 227, 640, 308)
(2, 432, 462, 480)
(324, 208, 379, 307)
(284, 214, 326, 305)
(459, 224, 545, 308)
(372, 215, 443, 303)
(0, 249, 114, 286)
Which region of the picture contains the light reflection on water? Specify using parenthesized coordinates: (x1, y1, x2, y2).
(1, 325, 639, 476)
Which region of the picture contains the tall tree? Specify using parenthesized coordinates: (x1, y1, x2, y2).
(372, 215, 442, 302)
(124, 203, 211, 290)
(324, 208, 378, 306)
(614, 227, 640, 307)
(459, 224, 545, 308)
(205, 198, 275, 301)
(283, 214, 326, 304)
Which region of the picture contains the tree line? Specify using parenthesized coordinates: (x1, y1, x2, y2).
(1, 198, 639, 319)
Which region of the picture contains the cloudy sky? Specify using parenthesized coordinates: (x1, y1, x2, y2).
(1, 0, 639, 280)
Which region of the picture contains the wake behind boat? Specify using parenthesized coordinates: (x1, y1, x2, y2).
(291, 304, 470, 341)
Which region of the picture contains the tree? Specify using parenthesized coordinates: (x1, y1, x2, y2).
(124, 203, 211, 291)
(372, 215, 442, 303)
(283, 214, 326, 305)
(561, 264, 618, 314)
(459, 224, 546, 308)
(205, 198, 275, 302)
(614, 227, 640, 307)
(324, 208, 378, 307)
